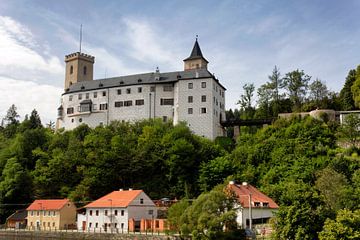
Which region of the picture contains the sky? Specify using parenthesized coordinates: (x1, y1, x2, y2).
(1, 0, 360, 124)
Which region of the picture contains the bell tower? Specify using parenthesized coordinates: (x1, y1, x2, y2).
(183, 38, 208, 71)
(64, 52, 95, 90)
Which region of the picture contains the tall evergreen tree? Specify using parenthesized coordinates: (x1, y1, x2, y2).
(351, 65, 360, 108)
(340, 69, 356, 110)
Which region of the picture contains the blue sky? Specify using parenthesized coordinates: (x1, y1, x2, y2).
(1, 0, 360, 123)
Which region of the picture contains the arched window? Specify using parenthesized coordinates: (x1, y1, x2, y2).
(83, 66, 87, 75)
(70, 65, 73, 74)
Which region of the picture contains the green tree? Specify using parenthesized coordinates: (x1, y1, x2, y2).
(351, 65, 360, 108)
(309, 79, 329, 108)
(339, 113, 360, 147)
(283, 70, 311, 111)
(237, 83, 255, 119)
(319, 209, 360, 240)
(340, 69, 356, 110)
(167, 199, 190, 236)
(3, 105, 20, 137)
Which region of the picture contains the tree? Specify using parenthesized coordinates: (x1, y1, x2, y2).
(319, 209, 360, 240)
(282, 70, 311, 111)
(339, 113, 360, 147)
(167, 199, 190, 235)
(339, 69, 356, 110)
(3, 104, 20, 126)
(29, 109, 42, 129)
(351, 65, 360, 108)
(309, 79, 329, 108)
(237, 83, 255, 119)
(256, 84, 273, 118)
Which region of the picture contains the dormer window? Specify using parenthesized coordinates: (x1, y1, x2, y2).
(70, 65, 73, 74)
(83, 66, 87, 75)
(263, 202, 269, 207)
(254, 202, 261, 207)
(140, 198, 144, 204)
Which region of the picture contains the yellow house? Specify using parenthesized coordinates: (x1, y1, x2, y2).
(26, 199, 76, 230)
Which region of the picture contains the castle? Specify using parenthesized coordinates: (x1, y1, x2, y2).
(56, 39, 226, 139)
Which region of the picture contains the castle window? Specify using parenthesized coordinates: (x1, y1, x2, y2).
(69, 95, 73, 101)
(201, 95, 206, 102)
(115, 101, 123, 107)
(102, 91, 106, 97)
(79, 118, 82, 123)
(201, 107, 207, 114)
(100, 103, 108, 110)
(117, 89, 122, 95)
(93, 104, 97, 110)
(160, 98, 174, 106)
(188, 108, 193, 114)
(71, 119, 74, 123)
(67, 107, 74, 114)
(124, 100, 132, 107)
(114, 210, 118, 216)
(83, 66, 87, 75)
(162, 116, 167, 122)
(93, 92, 97, 98)
(201, 82, 206, 88)
(188, 83, 193, 89)
(135, 99, 144, 106)
(105, 210, 108, 216)
(78, 94, 82, 100)
(188, 96, 193, 103)
(138, 87, 142, 93)
(86, 93, 89, 99)
(126, 88, 131, 94)
(163, 85, 173, 92)
(150, 86, 156, 92)
(70, 65, 73, 74)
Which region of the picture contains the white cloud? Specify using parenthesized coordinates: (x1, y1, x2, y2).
(0, 76, 62, 124)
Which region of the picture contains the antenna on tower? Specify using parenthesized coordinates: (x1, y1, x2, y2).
(196, 34, 198, 41)
(79, 24, 83, 53)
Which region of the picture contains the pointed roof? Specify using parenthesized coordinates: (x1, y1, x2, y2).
(184, 39, 208, 63)
(84, 190, 151, 208)
(27, 199, 71, 211)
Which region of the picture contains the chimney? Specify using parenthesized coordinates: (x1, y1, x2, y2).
(242, 182, 248, 186)
(229, 180, 235, 185)
(119, 188, 123, 191)
(129, 188, 133, 191)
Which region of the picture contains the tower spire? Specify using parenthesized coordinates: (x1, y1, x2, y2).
(79, 24, 82, 53)
(183, 38, 209, 71)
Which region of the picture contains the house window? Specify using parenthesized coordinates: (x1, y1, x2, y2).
(102, 91, 106, 97)
(121, 223, 124, 229)
(48, 211, 51, 216)
(95, 222, 98, 228)
(71, 119, 74, 123)
(126, 88, 131, 94)
(188, 96, 193, 103)
(160, 98, 174, 106)
(96, 210, 99, 216)
(121, 210, 124, 216)
(105, 210, 108, 216)
(188, 108, 193, 114)
(53, 211, 56, 216)
(135, 99, 144, 106)
(30, 211, 33, 216)
(163, 85, 173, 92)
(263, 202, 269, 207)
(162, 116, 167, 122)
(201, 82, 206, 88)
(52, 222, 55, 227)
(67, 108, 74, 114)
(201, 107, 207, 114)
(156, 220, 159, 228)
(138, 87, 142, 93)
(85, 93, 89, 99)
(148, 210, 153, 215)
(115, 101, 123, 107)
(78, 94, 82, 100)
(140, 198, 144, 204)
(89, 222, 92, 228)
(117, 89, 122, 95)
(93, 104, 97, 110)
(254, 202, 261, 207)
(201, 95, 206, 102)
(124, 100, 132, 107)
(150, 86, 156, 92)
(69, 95, 73, 101)
(89, 210, 93, 216)
(100, 103, 108, 110)
(80, 103, 91, 112)
(70, 65, 73, 74)
(114, 210, 118, 216)
(83, 66, 87, 75)
(115, 223, 117, 228)
(48, 222, 50, 227)
(93, 92, 97, 98)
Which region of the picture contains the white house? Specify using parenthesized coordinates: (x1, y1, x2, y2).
(56, 39, 226, 140)
(77, 189, 157, 233)
(228, 181, 279, 229)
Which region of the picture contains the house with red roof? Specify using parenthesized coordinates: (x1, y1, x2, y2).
(77, 189, 157, 233)
(228, 181, 279, 229)
(26, 199, 76, 230)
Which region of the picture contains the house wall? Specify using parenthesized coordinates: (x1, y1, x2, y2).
(59, 202, 77, 229)
(27, 210, 60, 230)
(236, 207, 278, 228)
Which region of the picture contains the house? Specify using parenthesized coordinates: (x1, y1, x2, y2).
(228, 181, 279, 229)
(77, 189, 158, 233)
(6, 209, 27, 229)
(56, 39, 226, 140)
(26, 199, 77, 230)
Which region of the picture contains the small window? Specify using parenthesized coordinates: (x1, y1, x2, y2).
(148, 210, 154, 215)
(263, 202, 269, 207)
(188, 96, 193, 103)
(135, 99, 144, 106)
(83, 66, 87, 75)
(71, 119, 74, 123)
(201, 107, 207, 114)
(201, 95, 206, 102)
(96, 210, 99, 216)
(69, 95, 73, 101)
(216, 86, 218, 92)
(150, 86, 156, 92)
(89, 210, 92, 216)
(115, 101, 123, 107)
(79, 118, 82, 123)
(126, 88, 131, 94)
(52, 222, 55, 227)
(105, 210, 108, 216)
(37, 211, 39, 216)
(93, 92, 97, 98)
(78, 94, 82, 100)
(140, 198, 144, 204)
(160, 98, 174, 106)
(100, 103, 108, 110)
(138, 87, 142, 93)
(93, 104, 97, 110)
(115, 223, 118, 228)
(254, 202, 261, 207)
(124, 100, 132, 107)
(163, 85, 173, 92)
(114, 210, 118, 216)
(48, 222, 50, 227)
(86, 93, 89, 99)
(121, 210, 124, 216)
(201, 82, 206, 88)
(70, 65, 73, 74)
(30, 211, 33, 216)
(188, 108, 193, 114)
(67, 107, 74, 114)
(156, 220, 159, 228)
(117, 89, 122, 95)
(121, 223, 124, 229)
(95, 222, 98, 228)
(188, 82, 193, 89)
(162, 116, 167, 122)
(102, 91, 106, 97)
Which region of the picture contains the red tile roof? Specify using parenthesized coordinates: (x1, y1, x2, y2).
(228, 183, 279, 209)
(27, 199, 70, 211)
(84, 190, 144, 208)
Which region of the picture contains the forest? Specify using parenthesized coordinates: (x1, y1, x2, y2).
(1, 66, 360, 239)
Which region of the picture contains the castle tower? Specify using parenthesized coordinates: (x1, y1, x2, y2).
(183, 38, 208, 71)
(64, 52, 95, 90)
